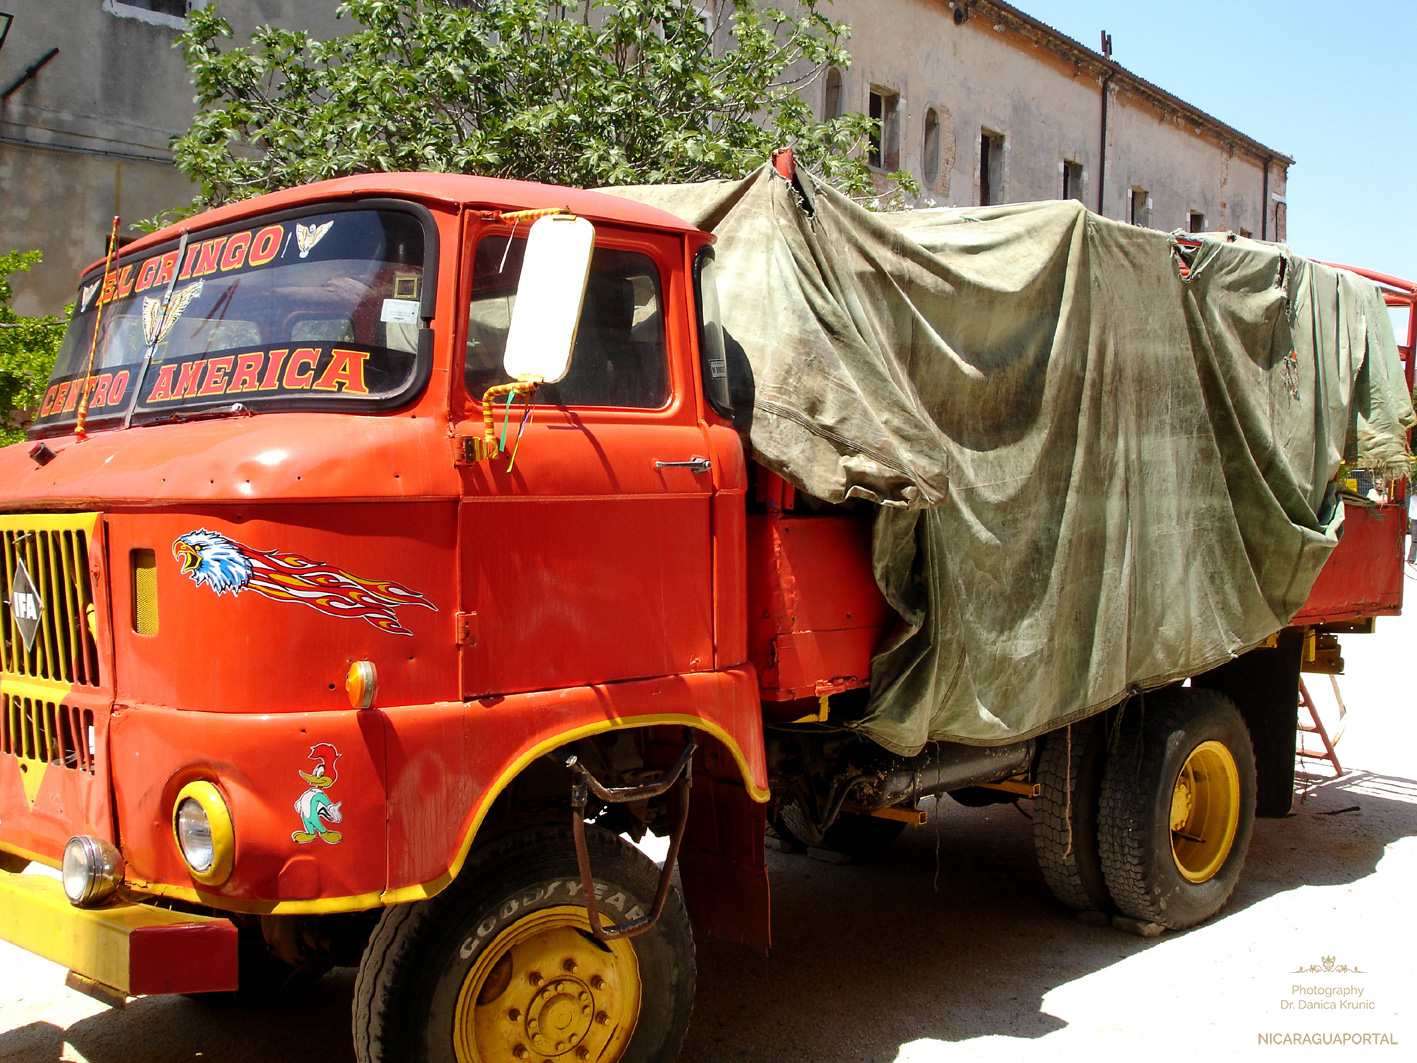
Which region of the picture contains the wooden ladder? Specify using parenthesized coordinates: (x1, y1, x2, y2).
(1297, 675, 1347, 778)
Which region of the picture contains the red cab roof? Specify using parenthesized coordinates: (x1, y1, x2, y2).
(107, 172, 704, 270)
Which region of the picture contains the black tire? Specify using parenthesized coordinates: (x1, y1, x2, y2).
(353, 824, 694, 1063)
(1032, 716, 1113, 913)
(778, 801, 905, 859)
(1098, 689, 1256, 930)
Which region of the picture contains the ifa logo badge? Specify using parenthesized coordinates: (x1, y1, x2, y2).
(8, 559, 44, 651)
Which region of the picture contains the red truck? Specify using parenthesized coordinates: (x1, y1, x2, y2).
(0, 168, 1411, 1063)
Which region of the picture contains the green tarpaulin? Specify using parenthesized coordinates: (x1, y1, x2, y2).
(605, 165, 1414, 755)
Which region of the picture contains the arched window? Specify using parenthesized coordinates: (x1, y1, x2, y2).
(923, 108, 940, 186)
(824, 67, 842, 120)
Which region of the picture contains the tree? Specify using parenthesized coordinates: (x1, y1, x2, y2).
(0, 251, 65, 446)
(167, 0, 907, 218)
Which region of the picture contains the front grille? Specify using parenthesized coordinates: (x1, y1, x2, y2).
(0, 692, 95, 773)
(0, 516, 102, 688)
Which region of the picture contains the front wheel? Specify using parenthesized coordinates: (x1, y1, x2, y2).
(353, 824, 695, 1063)
(1097, 689, 1256, 930)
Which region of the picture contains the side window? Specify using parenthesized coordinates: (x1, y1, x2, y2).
(465, 235, 669, 409)
(694, 247, 731, 418)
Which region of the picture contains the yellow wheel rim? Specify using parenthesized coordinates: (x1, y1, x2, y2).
(453, 905, 642, 1063)
(1169, 740, 1241, 884)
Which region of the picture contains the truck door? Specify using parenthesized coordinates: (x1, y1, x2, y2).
(453, 223, 715, 698)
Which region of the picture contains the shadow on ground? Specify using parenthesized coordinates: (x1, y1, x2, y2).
(2, 770, 1412, 1063)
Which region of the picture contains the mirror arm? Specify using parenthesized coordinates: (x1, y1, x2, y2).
(468, 376, 542, 461)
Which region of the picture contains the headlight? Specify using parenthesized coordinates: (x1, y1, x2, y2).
(173, 781, 234, 886)
(175, 799, 214, 871)
(62, 835, 124, 907)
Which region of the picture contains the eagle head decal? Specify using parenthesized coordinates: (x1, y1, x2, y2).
(173, 529, 253, 596)
(171, 528, 436, 634)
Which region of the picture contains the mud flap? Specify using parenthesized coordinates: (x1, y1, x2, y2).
(677, 741, 771, 953)
(1193, 628, 1304, 818)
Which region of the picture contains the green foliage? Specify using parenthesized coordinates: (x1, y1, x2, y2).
(0, 251, 65, 446)
(161, 0, 912, 223)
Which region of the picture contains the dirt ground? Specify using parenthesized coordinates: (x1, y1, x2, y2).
(2, 570, 1414, 1063)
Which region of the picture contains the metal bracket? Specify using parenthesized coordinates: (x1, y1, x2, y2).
(454, 611, 477, 646)
(549, 732, 696, 941)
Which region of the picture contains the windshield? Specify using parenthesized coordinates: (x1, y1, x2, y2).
(31, 207, 429, 436)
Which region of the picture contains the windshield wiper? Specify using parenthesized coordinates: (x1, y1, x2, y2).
(138, 402, 254, 427)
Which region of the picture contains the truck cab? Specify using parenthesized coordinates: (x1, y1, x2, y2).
(1, 175, 766, 1061)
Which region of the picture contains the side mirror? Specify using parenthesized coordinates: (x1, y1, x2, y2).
(503, 215, 596, 384)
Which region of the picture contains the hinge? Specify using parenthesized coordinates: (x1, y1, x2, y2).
(455, 611, 477, 646)
(452, 436, 478, 466)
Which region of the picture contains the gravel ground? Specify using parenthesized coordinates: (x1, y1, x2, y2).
(3, 570, 1414, 1063)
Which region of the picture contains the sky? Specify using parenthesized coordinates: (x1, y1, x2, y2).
(1008, 0, 1416, 283)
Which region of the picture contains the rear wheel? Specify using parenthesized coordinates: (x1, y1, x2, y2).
(1098, 689, 1255, 929)
(1032, 717, 1112, 913)
(354, 824, 694, 1063)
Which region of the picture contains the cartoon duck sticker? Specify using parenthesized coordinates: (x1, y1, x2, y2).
(293, 743, 344, 844)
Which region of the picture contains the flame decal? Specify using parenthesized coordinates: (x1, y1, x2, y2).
(174, 529, 435, 635)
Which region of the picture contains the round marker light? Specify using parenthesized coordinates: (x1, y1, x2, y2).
(61, 835, 124, 907)
(346, 660, 378, 710)
(173, 781, 235, 886)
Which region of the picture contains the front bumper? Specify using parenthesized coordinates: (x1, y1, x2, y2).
(0, 870, 238, 999)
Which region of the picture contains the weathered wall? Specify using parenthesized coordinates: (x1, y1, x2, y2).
(0, 1, 344, 316)
(823, 0, 1288, 236)
(1, 0, 1290, 317)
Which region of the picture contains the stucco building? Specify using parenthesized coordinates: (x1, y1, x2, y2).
(0, 1, 340, 316)
(823, 0, 1290, 237)
(1, 0, 1291, 316)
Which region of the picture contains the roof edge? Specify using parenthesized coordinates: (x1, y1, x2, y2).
(970, 0, 1294, 167)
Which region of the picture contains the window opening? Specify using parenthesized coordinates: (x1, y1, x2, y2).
(105, 0, 191, 24)
(1062, 160, 1084, 202)
(868, 88, 900, 170)
(1129, 188, 1150, 227)
(823, 67, 842, 121)
(980, 130, 1004, 206)
(1189, 211, 1207, 233)
(922, 108, 940, 186)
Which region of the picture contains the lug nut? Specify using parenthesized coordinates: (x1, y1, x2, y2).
(596, 1011, 610, 1026)
(528, 971, 543, 986)
(513, 1047, 529, 1060)
(589, 975, 606, 990)
(508, 1008, 521, 1022)
(563, 958, 579, 973)
(576, 1049, 591, 1061)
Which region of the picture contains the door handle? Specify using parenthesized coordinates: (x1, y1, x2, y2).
(654, 457, 712, 474)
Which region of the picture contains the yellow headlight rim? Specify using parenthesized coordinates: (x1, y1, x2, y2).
(173, 780, 235, 887)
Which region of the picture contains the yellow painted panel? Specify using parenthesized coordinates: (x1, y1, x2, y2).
(0, 872, 230, 994)
(0, 513, 100, 534)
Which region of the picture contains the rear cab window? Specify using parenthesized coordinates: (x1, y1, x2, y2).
(32, 204, 435, 436)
